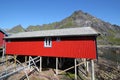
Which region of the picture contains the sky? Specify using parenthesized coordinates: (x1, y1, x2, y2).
(0, 0, 120, 29)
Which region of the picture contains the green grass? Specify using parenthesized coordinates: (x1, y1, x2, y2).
(107, 36, 120, 45)
(66, 72, 75, 79)
(99, 48, 120, 63)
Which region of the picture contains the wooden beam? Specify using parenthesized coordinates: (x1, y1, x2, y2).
(59, 62, 84, 74)
(6, 55, 8, 67)
(16, 59, 29, 80)
(39, 56, 42, 72)
(25, 56, 27, 64)
(86, 60, 89, 72)
(28, 56, 31, 69)
(56, 57, 58, 75)
(75, 59, 77, 80)
(2, 47, 5, 59)
(91, 60, 95, 80)
(14, 55, 17, 70)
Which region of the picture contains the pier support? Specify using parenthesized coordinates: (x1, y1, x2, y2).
(39, 56, 42, 72)
(91, 60, 95, 80)
(56, 57, 58, 75)
(25, 56, 27, 64)
(6, 55, 8, 67)
(14, 55, 17, 70)
(75, 59, 77, 80)
(28, 56, 31, 69)
(86, 60, 89, 73)
(2, 47, 5, 59)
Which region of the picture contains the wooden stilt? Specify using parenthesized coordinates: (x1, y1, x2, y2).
(6, 55, 8, 67)
(28, 56, 31, 68)
(25, 56, 27, 64)
(86, 60, 89, 72)
(56, 57, 58, 75)
(59, 62, 84, 74)
(91, 60, 95, 80)
(2, 47, 5, 59)
(86, 59, 90, 79)
(14, 55, 17, 70)
(2, 39, 5, 60)
(84, 59, 87, 75)
(84, 58, 86, 67)
(75, 58, 77, 80)
(40, 56, 42, 72)
(29, 56, 39, 71)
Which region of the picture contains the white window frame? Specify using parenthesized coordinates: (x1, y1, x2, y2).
(44, 37, 52, 47)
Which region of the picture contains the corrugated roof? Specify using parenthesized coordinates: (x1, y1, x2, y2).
(5, 27, 99, 39)
(0, 28, 8, 36)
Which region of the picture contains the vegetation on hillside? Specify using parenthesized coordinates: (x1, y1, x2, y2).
(7, 10, 120, 45)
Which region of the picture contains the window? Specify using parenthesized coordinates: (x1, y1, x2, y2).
(44, 38, 52, 47)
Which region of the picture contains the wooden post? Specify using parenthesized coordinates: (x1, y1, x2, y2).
(39, 56, 42, 72)
(91, 60, 95, 80)
(86, 59, 90, 79)
(75, 59, 77, 80)
(86, 60, 89, 72)
(59, 62, 84, 74)
(2, 38, 5, 60)
(14, 55, 17, 70)
(6, 55, 8, 67)
(2, 47, 5, 59)
(84, 58, 86, 67)
(25, 56, 27, 64)
(28, 56, 31, 68)
(56, 57, 58, 75)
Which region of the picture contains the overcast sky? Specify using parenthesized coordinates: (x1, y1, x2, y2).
(0, 0, 120, 29)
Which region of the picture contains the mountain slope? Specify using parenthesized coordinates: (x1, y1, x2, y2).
(8, 25, 25, 33)
(8, 10, 120, 45)
(43, 10, 120, 45)
(26, 25, 41, 31)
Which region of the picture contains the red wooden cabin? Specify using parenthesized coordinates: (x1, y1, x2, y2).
(5, 27, 99, 59)
(0, 28, 8, 48)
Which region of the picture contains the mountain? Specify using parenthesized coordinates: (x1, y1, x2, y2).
(7, 25, 25, 33)
(7, 10, 120, 45)
(26, 25, 41, 31)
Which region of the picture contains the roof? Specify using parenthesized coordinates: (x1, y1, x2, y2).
(0, 28, 8, 36)
(5, 27, 99, 39)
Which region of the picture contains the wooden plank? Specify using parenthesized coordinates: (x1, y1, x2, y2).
(56, 57, 58, 75)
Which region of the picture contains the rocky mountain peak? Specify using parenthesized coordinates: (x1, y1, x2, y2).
(7, 10, 120, 45)
(7, 24, 25, 33)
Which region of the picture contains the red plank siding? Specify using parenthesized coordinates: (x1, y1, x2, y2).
(0, 32, 4, 47)
(6, 37, 96, 59)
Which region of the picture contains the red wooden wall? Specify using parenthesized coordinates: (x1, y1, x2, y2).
(0, 32, 4, 48)
(6, 36, 97, 59)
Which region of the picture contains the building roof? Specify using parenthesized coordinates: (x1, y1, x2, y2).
(5, 27, 99, 39)
(0, 28, 8, 36)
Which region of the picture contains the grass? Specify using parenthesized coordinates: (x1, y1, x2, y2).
(108, 37, 120, 45)
(99, 48, 120, 63)
(97, 34, 120, 45)
(66, 72, 75, 79)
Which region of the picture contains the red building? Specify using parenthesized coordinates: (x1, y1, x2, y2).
(0, 28, 8, 48)
(5, 27, 99, 59)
